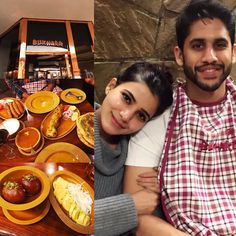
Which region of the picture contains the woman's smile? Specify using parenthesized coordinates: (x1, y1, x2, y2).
(111, 112, 126, 129)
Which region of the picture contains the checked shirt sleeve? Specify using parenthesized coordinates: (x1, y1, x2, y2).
(5, 78, 27, 98)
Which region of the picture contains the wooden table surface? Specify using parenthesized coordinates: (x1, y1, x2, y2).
(0, 91, 94, 162)
(0, 162, 94, 236)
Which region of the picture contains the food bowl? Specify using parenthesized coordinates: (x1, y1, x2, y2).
(49, 170, 94, 234)
(0, 118, 20, 136)
(15, 127, 41, 153)
(0, 166, 50, 211)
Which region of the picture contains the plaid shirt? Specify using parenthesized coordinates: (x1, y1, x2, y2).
(5, 78, 59, 98)
(160, 78, 236, 235)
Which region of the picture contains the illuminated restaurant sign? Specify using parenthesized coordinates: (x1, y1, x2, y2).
(27, 21, 68, 49)
(32, 39, 64, 47)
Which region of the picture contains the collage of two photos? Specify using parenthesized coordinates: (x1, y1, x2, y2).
(0, 0, 94, 235)
(2, 0, 236, 236)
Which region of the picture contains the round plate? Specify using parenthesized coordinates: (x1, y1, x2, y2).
(2, 199, 50, 225)
(0, 166, 50, 211)
(49, 170, 94, 234)
(25, 91, 60, 114)
(0, 98, 25, 120)
(18, 136, 45, 156)
(76, 112, 94, 148)
(60, 88, 86, 104)
(41, 106, 80, 140)
(35, 142, 90, 163)
(77, 128, 94, 149)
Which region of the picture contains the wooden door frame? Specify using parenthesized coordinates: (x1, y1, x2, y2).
(17, 18, 93, 79)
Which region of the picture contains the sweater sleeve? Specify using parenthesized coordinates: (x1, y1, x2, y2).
(95, 193, 137, 236)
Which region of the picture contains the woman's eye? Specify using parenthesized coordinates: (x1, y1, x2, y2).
(137, 112, 147, 123)
(122, 93, 131, 104)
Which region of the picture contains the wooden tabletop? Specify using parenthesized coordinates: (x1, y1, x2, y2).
(0, 162, 94, 236)
(0, 91, 94, 162)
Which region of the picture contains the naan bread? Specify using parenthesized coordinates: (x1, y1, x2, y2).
(76, 112, 94, 147)
(46, 105, 63, 137)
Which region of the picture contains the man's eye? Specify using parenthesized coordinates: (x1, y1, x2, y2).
(191, 43, 204, 50)
(215, 41, 227, 49)
(122, 93, 131, 104)
(137, 112, 147, 123)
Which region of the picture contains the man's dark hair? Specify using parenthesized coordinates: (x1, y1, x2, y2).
(176, 0, 235, 51)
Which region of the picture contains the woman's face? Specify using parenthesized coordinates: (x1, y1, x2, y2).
(100, 79, 159, 136)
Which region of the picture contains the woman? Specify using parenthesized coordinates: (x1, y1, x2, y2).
(95, 62, 173, 236)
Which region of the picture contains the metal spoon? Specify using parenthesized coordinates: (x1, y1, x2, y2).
(66, 91, 83, 100)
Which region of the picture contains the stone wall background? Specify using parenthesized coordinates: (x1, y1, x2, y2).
(94, 0, 236, 103)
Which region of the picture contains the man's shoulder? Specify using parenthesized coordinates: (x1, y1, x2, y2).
(145, 106, 171, 129)
(130, 106, 172, 141)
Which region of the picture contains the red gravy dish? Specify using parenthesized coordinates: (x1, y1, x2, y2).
(16, 127, 41, 151)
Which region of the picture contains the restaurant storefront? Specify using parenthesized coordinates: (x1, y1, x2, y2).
(0, 18, 94, 79)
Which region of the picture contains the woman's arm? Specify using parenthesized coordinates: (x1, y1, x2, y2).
(95, 190, 158, 236)
(95, 194, 137, 236)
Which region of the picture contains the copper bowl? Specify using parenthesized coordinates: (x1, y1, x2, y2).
(15, 127, 41, 153)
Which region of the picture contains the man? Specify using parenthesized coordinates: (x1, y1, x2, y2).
(124, 0, 236, 235)
(5, 77, 61, 99)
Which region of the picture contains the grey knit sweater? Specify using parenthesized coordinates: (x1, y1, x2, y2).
(94, 109, 137, 236)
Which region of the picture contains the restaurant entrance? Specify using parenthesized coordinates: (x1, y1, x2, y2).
(1, 18, 94, 80)
(26, 54, 72, 79)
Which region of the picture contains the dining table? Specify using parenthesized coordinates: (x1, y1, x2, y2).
(0, 162, 94, 236)
(0, 88, 94, 163)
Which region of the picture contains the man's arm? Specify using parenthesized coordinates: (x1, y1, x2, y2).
(46, 79, 57, 91)
(124, 108, 190, 236)
(124, 108, 171, 193)
(124, 166, 190, 236)
(124, 166, 155, 193)
(136, 215, 190, 236)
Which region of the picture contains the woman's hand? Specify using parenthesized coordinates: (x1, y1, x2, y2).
(132, 189, 159, 215)
(136, 167, 159, 193)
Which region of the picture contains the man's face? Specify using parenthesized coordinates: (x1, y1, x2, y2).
(175, 18, 236, 92)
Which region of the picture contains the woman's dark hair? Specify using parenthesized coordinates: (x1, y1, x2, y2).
(176, 0, 235, 51)
(116, 62, 173, 117)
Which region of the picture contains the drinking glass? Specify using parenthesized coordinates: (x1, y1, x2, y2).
(0, 129, 9, 144)
(0, 129, 15, 159)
